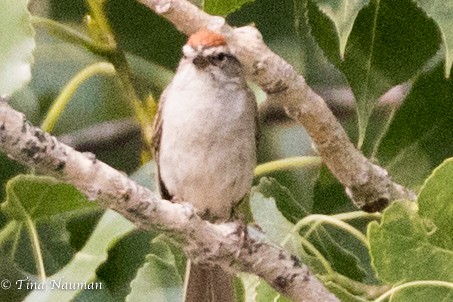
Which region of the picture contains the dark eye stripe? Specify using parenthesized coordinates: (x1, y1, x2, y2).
(209, 52, 233, 66)
(216, 53, 226, 61)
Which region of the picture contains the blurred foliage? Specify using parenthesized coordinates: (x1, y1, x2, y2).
(377, 63, 453, 190)
(1, 0, 453, 301)
(204, 0, 255, 16)
(415, 0, 453, 77)
(309, 0, 441, 146)
(0, 0, 34, 95)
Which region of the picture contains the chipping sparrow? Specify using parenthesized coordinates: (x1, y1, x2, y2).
(152, 28, 258, 302)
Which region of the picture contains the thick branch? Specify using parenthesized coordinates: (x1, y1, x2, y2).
(0, 100, 338, 301)
(137, 0, 416, 210)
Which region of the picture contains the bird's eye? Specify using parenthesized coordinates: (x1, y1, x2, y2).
(209, 53, 228, 66)
(215, 53, 226, 61)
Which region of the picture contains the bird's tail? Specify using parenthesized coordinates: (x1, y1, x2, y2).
(184, 260, 235, 302)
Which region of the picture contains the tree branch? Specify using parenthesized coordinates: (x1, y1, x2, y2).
(0, 99, 339, 301)
(137, 0, 416, 210)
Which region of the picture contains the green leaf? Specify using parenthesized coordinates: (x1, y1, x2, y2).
(74, 283, 116, 302)
(390, 288, 453, 302)
(418, 158, 453, 249)
(251, 179, 329, 274)
(313, 171, 377, 282)
(148, 236, 186, 280)
(29, 34, 148, 172)
(415, 1, 453, 77)
(307, 226, 369, 282)
(308, 0, 441, 145)
(251, 178, 374, 281)
(0, 154, 24, 202)
(14, 218, 75, 276)
(95, 230, 155, 301)
(250, 187, 324, 272)
(241, 274, 291, 302)
(126, 237, 183, 302)
(0, 0, 35, 95)
(240, 274, 259, 302)
(311, 0, 370, 59)
(130, 160, 156, 191)
(250, 186, 303, 256)
(1, 175, 93, 221)
(368, 200, 453, 286)
(325, 282, 369, 302)
(30, 41, 132, 135)
(255, 281, 291, 302)
(106, 0, 185, 69)
(0, 221, 39, 301)
(204, 0, 255, 16)
(25, 210, 136, 302)
(10, 86, 41, 124)
(368, 201, 427, 282)
(253, 177, 309, 223)
(377, 63, 453, 189)
(312, 166, 354, 214)
(82, 164, 159, 301)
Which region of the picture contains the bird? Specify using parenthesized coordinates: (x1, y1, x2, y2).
(152, 28, 258, 302)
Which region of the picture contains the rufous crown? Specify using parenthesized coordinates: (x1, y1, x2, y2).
(187, 28, 226, 48)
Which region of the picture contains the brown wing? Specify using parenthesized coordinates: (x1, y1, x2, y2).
(246, 86, 260, 150)
(253, 95, 260, 150)
(152, 87, 173, 201)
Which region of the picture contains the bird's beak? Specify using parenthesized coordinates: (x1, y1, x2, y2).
(192, 55, 209, 69)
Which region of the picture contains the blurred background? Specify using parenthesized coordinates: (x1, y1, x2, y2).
(2, 0, 433, 300)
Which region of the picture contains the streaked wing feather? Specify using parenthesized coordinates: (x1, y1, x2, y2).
(152, 86, 173, 201)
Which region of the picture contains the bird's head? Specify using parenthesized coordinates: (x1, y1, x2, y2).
(182, 28, 242, 78)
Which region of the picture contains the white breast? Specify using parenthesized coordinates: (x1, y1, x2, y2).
(158, 63, 257, 221)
